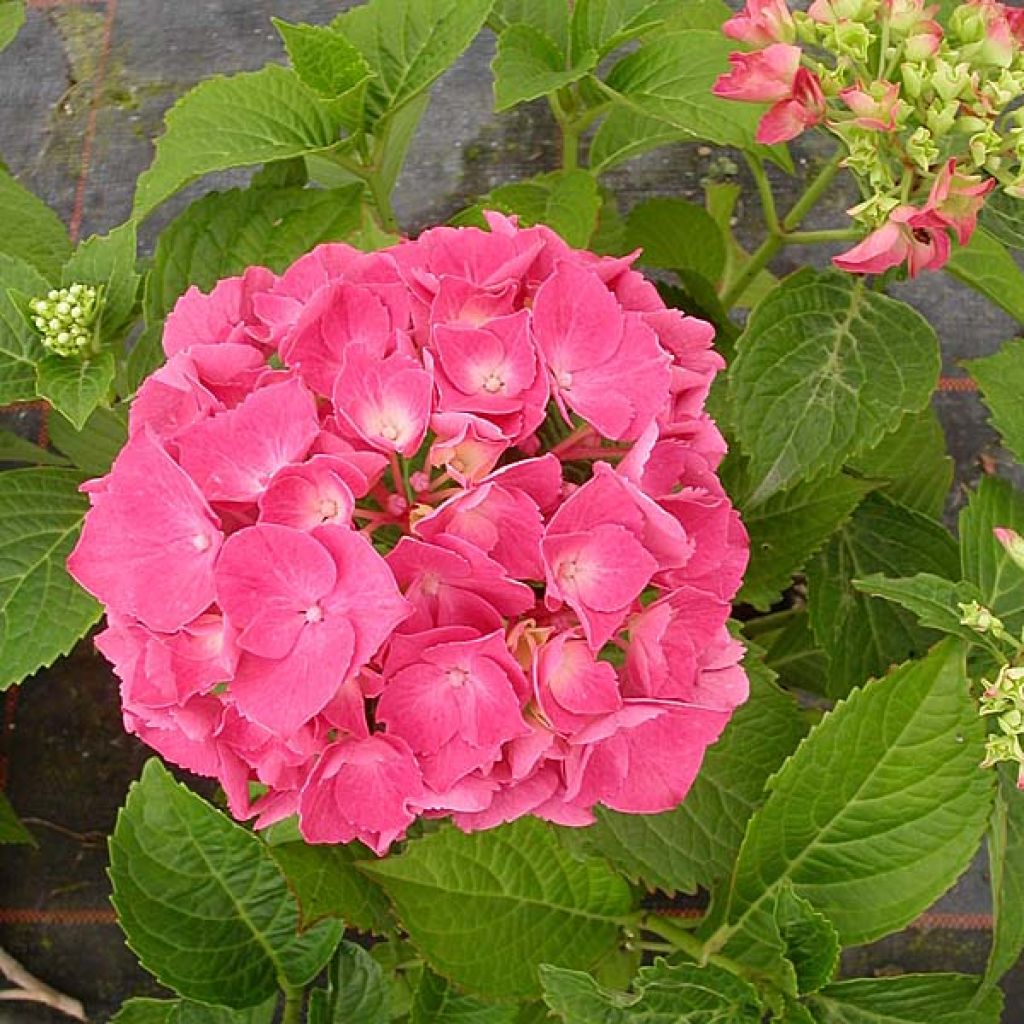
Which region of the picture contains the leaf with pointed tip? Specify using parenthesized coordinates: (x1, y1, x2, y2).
(0, 1, 24, 52)
(965, 338, 1024, 465)
(0, 253, 50, 404)
(982, 764, 1024, 992)
(35, 349, 115, 431)
(493, 24, 596, 112)
(730, 271, 940, 504)
(570, 0, 693, 61)
(807, 493, 959, 698)
(0, 468, 100, 690)
(0, 166, 71, 282)
(412, 969, 520, 1024)
(491, 0, 569, 48)
(62, 222, 139, 338)
(273, 19, 372, 104)
(711, 642, 991, 960)
(133, 65, 352, 220)
(109, 760, 343, 1008)
(807, 974, 1003, 1023)
(0, 791, 34, 845)
(577, 657, 806, 895)
(959, 476, 1024, 633)
(0, 429, 69, 467)
(360, 818, 636, 999)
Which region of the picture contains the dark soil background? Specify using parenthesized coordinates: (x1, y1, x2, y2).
(0, 1, 1022, 1020)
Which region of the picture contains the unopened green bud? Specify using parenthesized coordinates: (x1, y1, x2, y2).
(27, 281, 101, 358)
(847, 192, 901, 227)
(926, 98, 960, 137)
(828, 20, 873, 61)
(933, 59, 973, 102)
(960, 600, 1004, 634)
(951, 3, 988, 45)
(970, 125, 1002, 167)
(981, 731, 1024, 770)
(901, 61, 926, 99)
(906, 125, 940, 171)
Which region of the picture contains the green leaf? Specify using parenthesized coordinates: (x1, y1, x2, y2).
(595, 32, 779, 162)
(665, 0, 733, 32)
(118, 324, 164, 398)
(724, 460, 875, 611)
(570, 0, 683, 61)
(412, 968, 520, 1024)
(807, 974, 1003, 1024)
(983, 765, 1024, 990)
(758, 610, 828, 696)
(540, 960, 764, 1024)
(269, 841, 392, 933)
(0, 253, 50, 404)
(133, 65, 352, 220)
(35, 348, 115, 430)
(493, 23, 596, 112)
(110, 998, 277, 1024)
(852, 574, 990, 646)
(62, 222, 140, 338)
(0, 790, 34, 845)
(730, 271, 940, 503)
(589, 106, 690, 175)
(979, 187, 1024, 250)
(333, 0, 493, 125)
(773, 884, 839, 994)
(711, 641, 992, 956)
(145, 183, 364, 322)
(457, 170, 601, 248)
(959, 475, 1024, 632)
(0, 468, 101, 689)
(578, 657, 806, 894)
(360, 818, 636, 999)
(846, 406, 953, 519)
(109, 759, 343, 1008)
(807, 494, 960, 697)
(0, 0, 24, 52)
(0, 166, 72, 282)
(274, 20, 372, 101)
(965, 338, 1024, 464)
(0, 429, 70, 467)
(332, 941, 390, 1024)
(706, 181, 778, 312)
(48, 404, 128, 477)
(624, 198, 725, 282)
(945, 227, 1024, 322)
(491, 0, 569, 49)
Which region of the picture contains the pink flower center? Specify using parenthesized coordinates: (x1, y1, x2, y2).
(317, 497, 340, 522)
(446, 666, 470, 687)
(304, 603, 324, 624)
(482, 371, 504, 393)
(191, 533, 211, 552)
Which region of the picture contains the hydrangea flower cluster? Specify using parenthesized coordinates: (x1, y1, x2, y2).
(713, 0, 1024, 276)
(29, 283, 101, 357)
(67, 213, 749, 855)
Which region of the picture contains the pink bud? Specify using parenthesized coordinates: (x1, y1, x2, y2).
(723, 0, 796, 46)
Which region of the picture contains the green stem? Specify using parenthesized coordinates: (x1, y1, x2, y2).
(721, 148, 846, 310)
(640, 914, 758, 985)
(282, 985, 304, 1024)
(783, 228, 861, 244)
(745, 154, 781, 237)
(550, 89, 580, 170)
(366, 171, 399, 233)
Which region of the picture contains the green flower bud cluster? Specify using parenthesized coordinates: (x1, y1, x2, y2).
(794, 1, 1024, 228)
(28, 283, 101, 358)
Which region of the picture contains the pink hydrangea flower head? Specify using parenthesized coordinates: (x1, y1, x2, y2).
(73, 215, 747, 852)
(723, 0, 797, 46)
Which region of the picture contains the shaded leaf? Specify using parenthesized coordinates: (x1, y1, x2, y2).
(48, 404, 128, 477)
(946, 227, 1024, 322)
(110, 998, 277, 1024)
(758, 610, 829, 696)
(624, 198, 725, 282)
(0, 253, 50, 405)
(983, 764, 1024, 991)
(0, 790, 34, 845)
(965, 337, 1024, 464)
(0, 166, 71, 282)
(0, 429, 69, 467)
(412, 968, 520, 1024)
(807, 974, 1003, 1023)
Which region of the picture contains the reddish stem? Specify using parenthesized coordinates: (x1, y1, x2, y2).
(549, 424, 594, 459)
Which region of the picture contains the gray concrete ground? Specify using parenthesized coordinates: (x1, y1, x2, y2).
(0, 1, 1021, 1020)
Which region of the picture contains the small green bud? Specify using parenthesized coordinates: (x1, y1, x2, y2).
(960, 600, 1004, 634)
(926, 98, 959, 137)
(901, 61, 926, 99)
(906, 125, 940, 171)
(933, 59, 973, 102)
(951, 3, 988, 45)
(28, 282, 101, 358)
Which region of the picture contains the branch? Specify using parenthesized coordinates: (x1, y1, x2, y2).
(0, 945, 87, 1022)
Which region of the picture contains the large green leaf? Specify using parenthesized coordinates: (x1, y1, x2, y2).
(0, 0, 24, 52)
(492, 24, 596, 112)
(411, 969, 520, 1024)
(540, 960, 764, 1023)
(589, 107, 689, 174)
(624, 198, 726, 282)
(274, 19, 372, 102)
(959, 475, 1024, 632)
(772, 884, 839, 994)
(110, 998, 277, 1024)
(945, 227, 1024, 322)
(491, 0, 569, 49)
(570, 0, 692, 61)
(807, 494, 960, 697)
(845, 405, 953, 519)
(133, 65, 352, 220)
(109, 759, 343, 1008)
(708, 641, 991, 958)
(965, 338, 1024, 464)
(0, 253, 50, 405)
(0, 166, 71, 282)
(665, 0, 733, 31)
(983, 765, 1024, 991)
(360, 818, 636, 999)
(0, 468, 100, 690)
(61, 221, 140, 338)
(578, 657, 806, 895)
(456, 170, 601, 249)
(0, 429, 69, 468)
(730, 271, 940, 503)
(145, 183, 364, 322)
(269, 841, 392, 934)
(807, 974, 1003, 1023)
(757, 610, 828, 695)
(48, 404, 128, 477)
(725, 460, 875, 611)
(595, 32, 772, 159)
(34, 349, 115, 431)
(333, 0, 493, 125)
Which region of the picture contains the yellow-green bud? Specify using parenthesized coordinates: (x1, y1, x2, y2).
(28, 282, 100, 358)
(906, 125, 940, 171)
